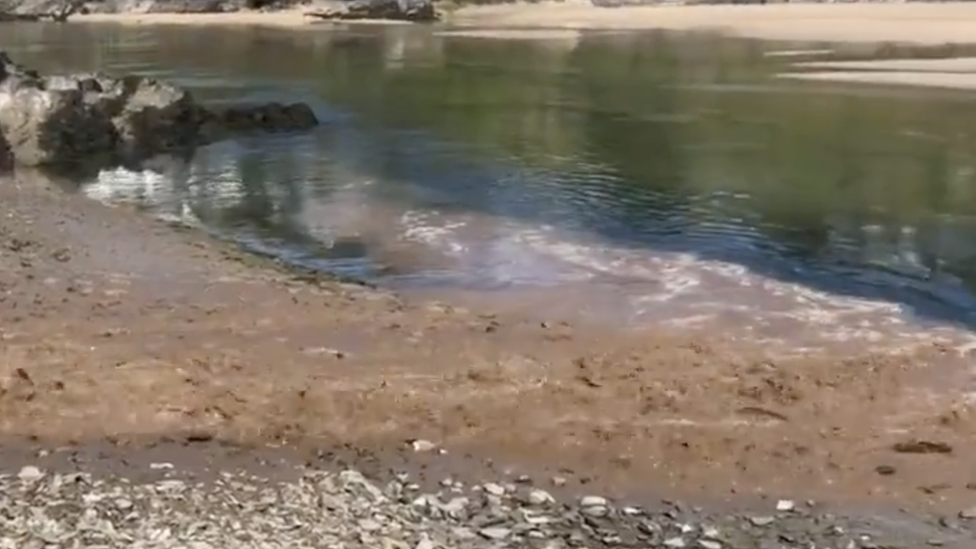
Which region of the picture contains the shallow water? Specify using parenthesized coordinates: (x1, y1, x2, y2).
(5, 23, 976, 351)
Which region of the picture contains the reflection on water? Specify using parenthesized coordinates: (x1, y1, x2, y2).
(6, 23, 976, 351)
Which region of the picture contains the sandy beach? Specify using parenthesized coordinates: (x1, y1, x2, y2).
(1, 4, 975, 538)
(2, 160, 976, 514)
(73, 2, 976, 46)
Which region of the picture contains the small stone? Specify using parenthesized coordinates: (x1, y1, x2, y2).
(580, 495, 608, 507)
(622, 506, 642, 515)
(17, 466, 43, 482)
(441, 497, 468, 514)
(960, 507, 976, 519)
(702, 526, 721, 539)
(415, 534, 434, 549)
(551, 476, 567, 487)
(439, 478, 453, 487)
(528, 489, 554, 505)
(115, 498, 133, 510)
(452, 527, 477, 540)
(582, 505, 609, 517)
(875, 465, 897, 476)
(478, 527, 511, 540)
(664, 537, 687, 548)
(150, 462, 174, 470)
(699, 541, 722, 549)
(516, 474, 532, 484)
(775, 499, 795, 512)
(893, 440, 952, 454)
(483, 482, 505, 496)
(410, 439, 437, 452)
(749, 516, 776, 527)
(358, 519, 382, 532)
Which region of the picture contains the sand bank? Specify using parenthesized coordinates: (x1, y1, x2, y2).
(450, 2, 976, 45)
(793, 57, 976, 73)
(70, 3, 976, 46)
(778, 69, 976, 90)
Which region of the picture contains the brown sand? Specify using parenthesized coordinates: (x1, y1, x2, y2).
(2, 168, 976, 511)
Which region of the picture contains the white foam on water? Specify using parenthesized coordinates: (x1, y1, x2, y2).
(395, 207, 976, 354)
(81, 162, 976, 362)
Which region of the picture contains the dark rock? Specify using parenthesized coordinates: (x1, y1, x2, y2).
(209, 102, 319, 134)
(0, 51, 319, 170)
(0, 131, 12, 172)
(305, 0, 438, 23)
(892, 440, 953, 454)
(199, 102, 319, 143)
(874, 464, 897, 476)
(142, 0, 236, 13)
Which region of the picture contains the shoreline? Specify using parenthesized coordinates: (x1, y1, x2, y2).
(68, 3, 976, 90)
(2, 162, 976, 516)
(5, 2, 976, 533)
(70, 3, 976, 46)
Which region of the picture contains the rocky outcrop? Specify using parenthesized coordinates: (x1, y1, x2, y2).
(0, 51, 319, 171)
(1, 0, 302, 17)
(305, 0, 438, 23)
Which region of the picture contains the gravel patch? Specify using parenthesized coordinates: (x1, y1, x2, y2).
(1, 463, 972, 549)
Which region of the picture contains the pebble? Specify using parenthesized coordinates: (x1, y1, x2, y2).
(702, 526, 720, 539)
(478, 527, 511, 540)
(776, 499, 795, 512)
(528, 489, 554, 505)
(750, 516, 776, 527)
(582, 504, 609, 518)
(960, 507, 976, 520)
(17, 465, 43, 482)
(580, 495, 608, 507)
(0, 462, 962, 549)
(410, 440, 437, 453)
(483, 483, 505, 497)
(415, 534, 434, 549)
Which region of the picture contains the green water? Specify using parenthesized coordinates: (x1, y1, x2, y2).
(3, 22, 976, 331)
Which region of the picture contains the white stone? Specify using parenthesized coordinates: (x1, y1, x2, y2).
(17, 466, 43, 482)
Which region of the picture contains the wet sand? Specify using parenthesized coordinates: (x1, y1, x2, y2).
(3, 166, 976, 513)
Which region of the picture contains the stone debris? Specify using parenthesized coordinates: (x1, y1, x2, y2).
(0, 464, 968, 549)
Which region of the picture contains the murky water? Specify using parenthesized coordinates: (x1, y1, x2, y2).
(5, 23, 976, 351)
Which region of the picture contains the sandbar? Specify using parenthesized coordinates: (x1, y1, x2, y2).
(778, 69, 976, 90)
(69, 3, 976, 46)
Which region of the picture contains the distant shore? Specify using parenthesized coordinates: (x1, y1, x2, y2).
(71, 2, 976, 91)
(73, 2, 976, 46)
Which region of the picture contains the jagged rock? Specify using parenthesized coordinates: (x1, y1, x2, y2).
(0, 51, 319, 170)
(305, 0, 438, 23)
